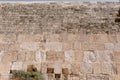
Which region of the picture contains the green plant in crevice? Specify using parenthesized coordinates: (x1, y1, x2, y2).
(10, 70, 44, 80)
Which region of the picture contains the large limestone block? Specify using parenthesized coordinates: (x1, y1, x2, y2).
(95, 50, 113, 62)
(64, 50, 74, 62)
(86, 74, 109, 80)
(46, 34, 62, 42)
(113, 51, 120, 62)
(80, 62, 93, 74)
(101, 63, 117, 75)
(67, 34, 78, 42)
(71, 63, 81, 75)
(116, 63, 120, 75)
(117, 35, 120, 43)
(2, 34, 17, 44)
(81, 43, 105, 51)
(77, 34, 88, 43)
(11, 62, 23, 70)
(83, 50, 96, 63)
(0, 75, 9, 80)
(108, 34, 117, 43)
(45, 42, 62, 51)
(74, 50, 83, 62)
(46, 51, 64, 62)
(87, 34, 108, 43)
(104, 43, 114, 50)
(46, 51, 56, 61)
(17, 50, 26, 61)
(54, 62, 62, 74)
(55, 51, 64, 62)
(62, 42, 73, 50)
(2, 51, 18, 62)
(35, 50, 46, 62)
(18, 34, 45, 42)
(20, 42, 39, 51)
(41, 62, 47, 73)
(93, 63, 101, 74)
(114, 43, 120, 51)
(0, 62, 11, 75)
(73, 42, 81, 50)
(25, 51, 36, 61)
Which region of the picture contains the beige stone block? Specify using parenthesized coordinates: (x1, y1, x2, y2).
(25, 51, 35, 61)
(83, 50, 96, 63)
(35, 50, 46, 62)
(55, 51, 64, 62)
(113, 51, 120, 63)
(2, 51, 18, 62)
(20, 42, 39, 51)
(74, 50, 83, 62)
(0, 35, 5, 43)
(11, 62, 23, 70)
(60, 33, 68, 42)
(2, 34, 17, 44)
(95, 50, 113, 62)
(67, 34, 78, 42)
(108, 34, 117, 43)
(101, 63, 116, 75)
(54, 62, 62, 74)
(104, 43, 114, 50)
(117, 35, 120, 43)
(87, 34, 109, 43)
(18, 34, 45, 42)
(0, 43, 9, 51)
(47, 62, 55, 69)
(64, 50, 74, 62)
(81, 43, 105, 51)
(0, 62, 11, 75)
(73, 42, 81, 50)
(62, 42, 73, 50)
(116, 63, 120, 75)
(93, 63, 101, 74)
(46, 51, 56, 61)
(77, 34, 88, 43)
(17, 50, 26, 61)
(80, 62, 92, 74)
(114, 75, 120, 80)
(41, 62, 47, 73)
(45, 42, 62, 51)
(48, 34, 62, 42)
(114, 44, 120, 51)
(71, 63, 81, 75)
(0, 75, 9, 80)
(86, 74, 109, 80)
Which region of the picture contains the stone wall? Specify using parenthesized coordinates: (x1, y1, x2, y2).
(0, 2, 120, 80)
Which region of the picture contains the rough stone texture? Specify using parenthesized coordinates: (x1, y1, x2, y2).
(0, 2, 120, 80)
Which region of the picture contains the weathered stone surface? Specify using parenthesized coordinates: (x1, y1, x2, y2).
(0, 2, 120, 80)
(64, 50, 74, 62)
(81, 62, 93, 74)
(95, 50, 113, 62)
(86, 74, 109, 80)
(11, 62, 23, 70)
(45, 42, 62, 51)
(83, 50, 96, 63)
(20, 42, 39, 51)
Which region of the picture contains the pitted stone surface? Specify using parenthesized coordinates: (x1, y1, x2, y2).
(0, 2, 120, 80)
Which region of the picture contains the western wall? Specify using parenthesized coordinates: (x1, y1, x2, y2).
(0, 2, 120, 80)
